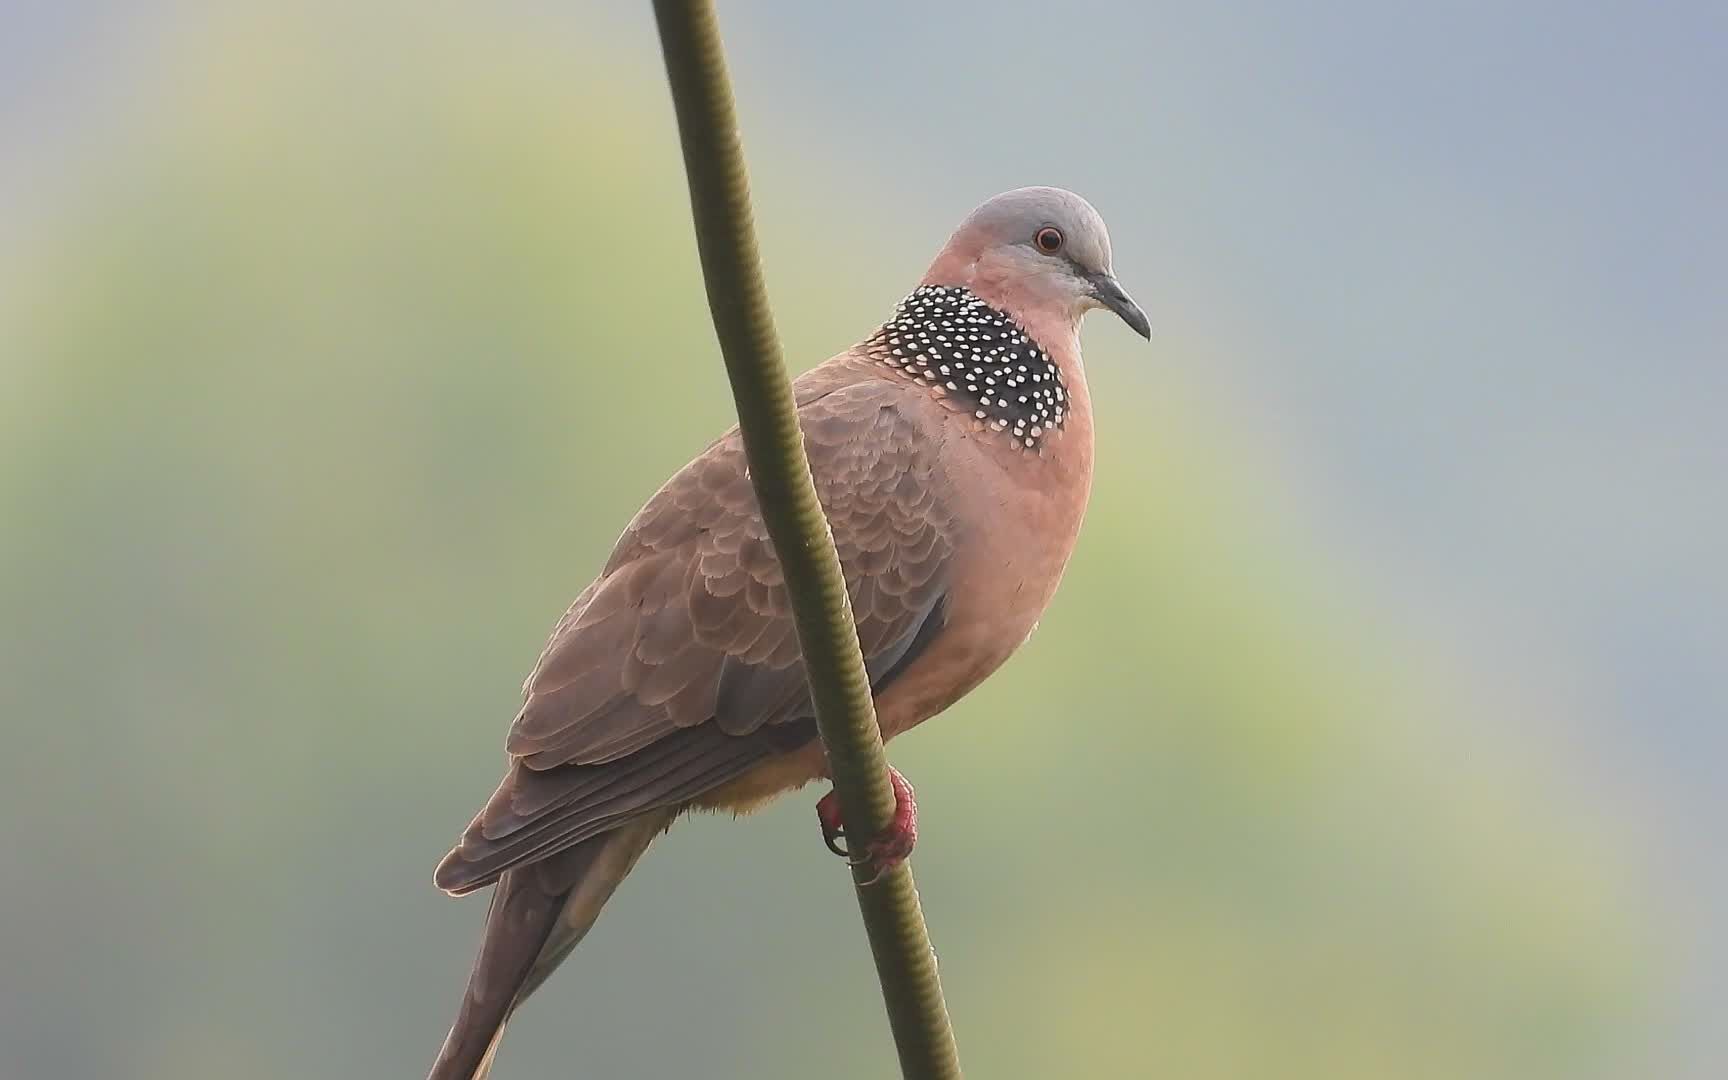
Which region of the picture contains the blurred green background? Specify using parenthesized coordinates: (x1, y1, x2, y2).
(2, 3, 1721, 1078)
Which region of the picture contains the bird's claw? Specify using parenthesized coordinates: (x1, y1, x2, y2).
(819, 812, 852, 859)
(813, 766, 918, 886)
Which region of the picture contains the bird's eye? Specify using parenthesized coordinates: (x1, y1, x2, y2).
(1034, 226, 1064, 254)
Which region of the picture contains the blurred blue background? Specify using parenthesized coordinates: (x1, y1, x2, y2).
(1, 3, 1722, 1078)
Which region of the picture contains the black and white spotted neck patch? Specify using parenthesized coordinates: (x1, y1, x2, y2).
(865, 285, 1068, 451)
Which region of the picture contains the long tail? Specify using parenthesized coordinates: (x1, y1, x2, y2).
(427, 810, 673, 1080)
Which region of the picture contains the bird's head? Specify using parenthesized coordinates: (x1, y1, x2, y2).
(922, 186, 1150, 342)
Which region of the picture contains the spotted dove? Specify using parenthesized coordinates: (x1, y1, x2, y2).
(428, 187, 1149, 1079)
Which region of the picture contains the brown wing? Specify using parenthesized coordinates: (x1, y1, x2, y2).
(434, 379, 954, 895)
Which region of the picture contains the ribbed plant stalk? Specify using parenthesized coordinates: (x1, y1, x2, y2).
(650, 2, 962, 1077)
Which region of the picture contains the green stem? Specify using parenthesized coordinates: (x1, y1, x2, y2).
(650, 2, 962, 1077)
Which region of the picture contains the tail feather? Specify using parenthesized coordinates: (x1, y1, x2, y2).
(427, 810, 673, 1080)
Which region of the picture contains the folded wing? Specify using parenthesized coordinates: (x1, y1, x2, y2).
(435, 381, 954, 894)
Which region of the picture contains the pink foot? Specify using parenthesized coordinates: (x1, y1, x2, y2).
(814, 765, 918, 886)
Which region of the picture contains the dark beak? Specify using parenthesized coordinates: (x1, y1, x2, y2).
(1088, 272, 1151, 340)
